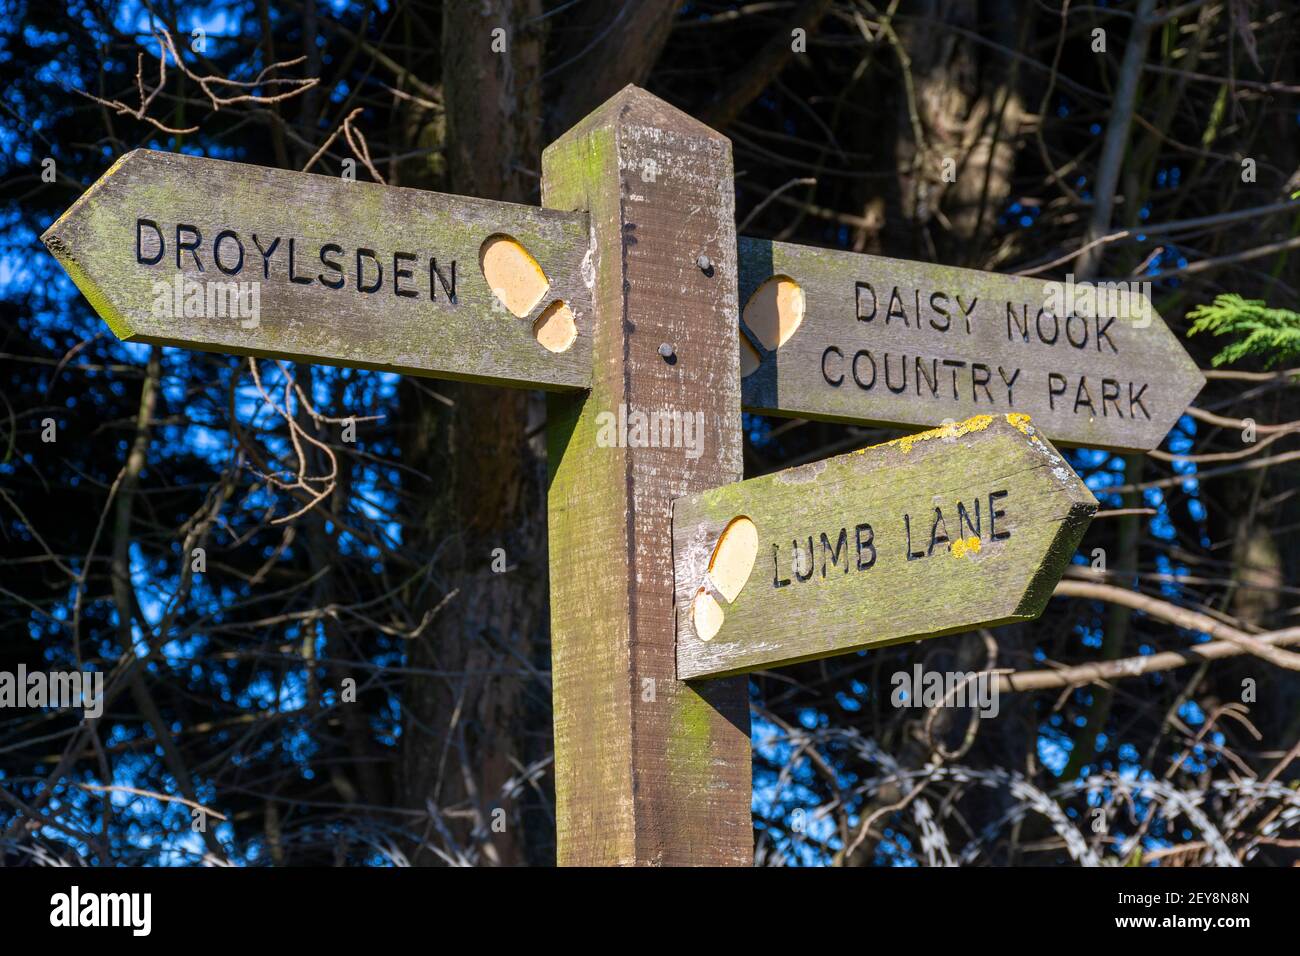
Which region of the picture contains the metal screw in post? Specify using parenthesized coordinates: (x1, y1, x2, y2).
(696, 254, 714, 277)
(658, 342, 677, 365)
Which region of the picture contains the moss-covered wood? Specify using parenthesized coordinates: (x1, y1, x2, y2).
(542, 86, 752, 865)
(41, 149, 593, 389)
(673, 414, 1098, 679)
(738, 237, 1204, 452)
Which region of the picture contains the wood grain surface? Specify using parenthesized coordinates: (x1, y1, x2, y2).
(673, 414, 1098, 679)
(543, 86, 752, 865)
(738, 237, 1204, 451)
(42, 149, 593, 389)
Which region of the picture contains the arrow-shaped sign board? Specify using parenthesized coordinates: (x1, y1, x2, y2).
(41, 149, 594, 389)
(737, 237, 1205, 452)
(672, 414, 1097, 680)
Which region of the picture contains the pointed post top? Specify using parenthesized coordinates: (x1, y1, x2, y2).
(545, 84, 729, 163)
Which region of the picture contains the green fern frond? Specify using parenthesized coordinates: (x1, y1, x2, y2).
(1186, 294, 1300, 368)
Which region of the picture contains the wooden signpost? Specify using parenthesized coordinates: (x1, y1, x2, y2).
(737, 237, 1205, 452)
(41, 149, 593, 389)
(41, 85, 1194, 866)
(540, 88, 752, 865)
(672, 414, 1097, 680)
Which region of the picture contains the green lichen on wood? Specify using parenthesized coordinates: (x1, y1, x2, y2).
(736, 235, 1205, 452)
(543, 86, 751, 866)
(673, 416, 1098, 679)
(542, 116, 639, 865)
(666, 686, 719, 785)
(41, 148, 595, 390)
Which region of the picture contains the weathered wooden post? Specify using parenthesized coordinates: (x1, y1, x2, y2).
(541, 87, 753, 865)
(46, 83, 1190, 867)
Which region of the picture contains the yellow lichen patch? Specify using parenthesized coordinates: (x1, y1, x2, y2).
(692, 588, 725, 642)
(533, 300, 577, 353)
(1005, 413, 1034, 435)
(708, 516, 758, 602)
(882, 414, 996, 455)
(739, 333, 762, 377)
(480, 234, 550, 317)
(742, 275, 804, 351)
(951, 536, 982, 559)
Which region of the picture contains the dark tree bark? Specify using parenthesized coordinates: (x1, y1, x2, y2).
(886, 0, 1028, 266)
(396, 0, 548, 867)
(395, 0, 684, 865)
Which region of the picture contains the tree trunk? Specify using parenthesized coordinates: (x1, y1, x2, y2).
(887, 0, 1027, 266)
(395, 0, 549, 866)
(395, 0, 695, 865)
